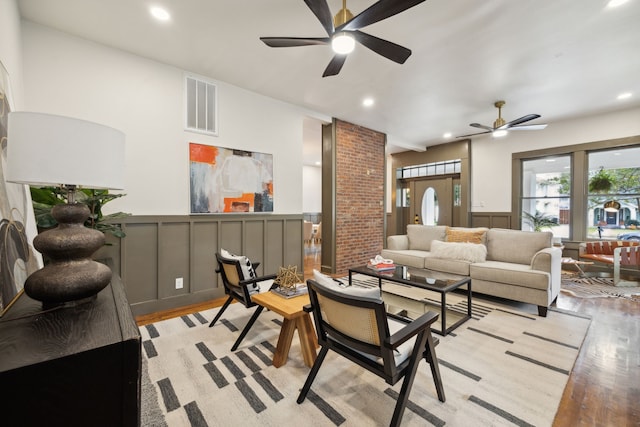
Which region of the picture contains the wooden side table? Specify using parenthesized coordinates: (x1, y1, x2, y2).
(251, 291, 318, 368)
(0, 273, 141, 426)
(561, 257, 594, 277)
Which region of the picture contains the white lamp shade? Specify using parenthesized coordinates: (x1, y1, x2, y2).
(6, 112, 125, 190)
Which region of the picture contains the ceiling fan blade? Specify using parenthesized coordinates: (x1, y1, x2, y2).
(457, 130, 491, 138)
(260, 37, 330, 47)
(304, 0, 334, 36)
(322, 55, 348, 77)
(510, 124, 548, 131)
(338, 0, 426, 32)
(469, 123, 494, 131)
(352, 31, 411, 64)
(500, 114, 541, 129)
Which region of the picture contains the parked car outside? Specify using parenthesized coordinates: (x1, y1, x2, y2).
(617, 231, 640, 241)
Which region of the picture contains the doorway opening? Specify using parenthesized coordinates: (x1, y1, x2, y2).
(303, 117, 325, 274)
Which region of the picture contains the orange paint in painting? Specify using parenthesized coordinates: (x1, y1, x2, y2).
(224, 193, 254, 212)
(189, 143, 218, 164)
(265, 182, 273, 195)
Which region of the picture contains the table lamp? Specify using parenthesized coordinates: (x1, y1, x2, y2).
(6, 112, 125, 307)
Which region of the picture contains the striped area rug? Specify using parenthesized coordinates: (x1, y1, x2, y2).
(560, 273, 640, 300)
(141, 280, 591, 427)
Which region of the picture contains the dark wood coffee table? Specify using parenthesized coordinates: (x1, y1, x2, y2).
(348, 265, 472, 336)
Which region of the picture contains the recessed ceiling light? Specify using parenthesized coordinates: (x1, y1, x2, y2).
(617, 92, 632, 100)
(150, 6, 171, 22)
(607, 0, 629, 7)
(362, 98, 374, 107)
(443, 132, 452, 139)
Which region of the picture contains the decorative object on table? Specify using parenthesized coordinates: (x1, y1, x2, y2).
(366, 255, 395, 271)
(189, 142, 273, 214)
(0, 61, 42, 316)
(6, 112, 125, 307)
(273, 265, 304, 297)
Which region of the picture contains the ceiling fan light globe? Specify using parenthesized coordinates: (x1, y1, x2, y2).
(332, 33, 355, 54)
(492, 130, 508, 138)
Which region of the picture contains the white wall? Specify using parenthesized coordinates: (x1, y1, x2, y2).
(302, 165, 322, 213)
(0, 0, 23, 107)
(10, 7, 640, 218)
(20, 21, 317, 216)
(471, 107, 640, 212)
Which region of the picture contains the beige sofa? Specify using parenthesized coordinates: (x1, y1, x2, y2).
(381, 225, 562, 316)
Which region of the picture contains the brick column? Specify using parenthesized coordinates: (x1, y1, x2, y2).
(334, 119, 386, 274)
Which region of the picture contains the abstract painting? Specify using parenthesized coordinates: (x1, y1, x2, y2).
(189, 142, 274, 213)
(0, 61, 42, 316)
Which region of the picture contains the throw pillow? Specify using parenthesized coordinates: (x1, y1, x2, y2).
(220, 248, 258, 292)
(430, 240, 487, 263)
(445, 226, 487, 244)
(312, 270, 381, 300)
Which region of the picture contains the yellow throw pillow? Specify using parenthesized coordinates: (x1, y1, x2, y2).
(446, 227, 486, 244)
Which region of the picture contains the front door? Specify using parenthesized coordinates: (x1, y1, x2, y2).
(410, 178, 453, 227)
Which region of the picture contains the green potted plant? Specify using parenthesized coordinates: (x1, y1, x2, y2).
(30, 187, 130, 238)
(589, 167, 614, 193)
(522, 210, 558, 232)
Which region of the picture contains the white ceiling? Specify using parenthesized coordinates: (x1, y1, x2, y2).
(16, 0, 640, 164)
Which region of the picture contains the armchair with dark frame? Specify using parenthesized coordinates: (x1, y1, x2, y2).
(298, 277, 445, 427)
(209, 252, 278, 351)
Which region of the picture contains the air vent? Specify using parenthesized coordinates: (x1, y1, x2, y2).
(185, 75, 217, 136)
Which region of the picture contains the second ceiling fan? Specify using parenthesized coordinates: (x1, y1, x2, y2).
(260, 0, 426, 77)
(458, 101, 548, 138)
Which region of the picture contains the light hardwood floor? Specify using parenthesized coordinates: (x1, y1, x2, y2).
(137, 247, 640, 426)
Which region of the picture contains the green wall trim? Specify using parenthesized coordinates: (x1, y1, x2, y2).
(113, 214, 304, 316)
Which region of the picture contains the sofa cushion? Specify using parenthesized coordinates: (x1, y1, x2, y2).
(470, 261, 550, 291)
(424, 256, 472, 276)
(406, 225, 446, 251)
(486, 228, 552, 265)
(313, 270, 382, 300)
(219, 248, 259, 293)
(380, 249, 428, 269)
(445, 226, 488, 244)
(220, 248, 257, 281)
(430, 240, 487, 263)
(386, 234, 409, 250)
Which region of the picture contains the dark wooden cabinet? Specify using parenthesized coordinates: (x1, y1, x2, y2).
(0, 273, 141, 427)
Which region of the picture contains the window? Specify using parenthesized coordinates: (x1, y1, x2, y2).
(397, 159, 461, 179)
(514, 136, 640, 242)
(587, 147, 640, 239)
(521, 155, 571, 238)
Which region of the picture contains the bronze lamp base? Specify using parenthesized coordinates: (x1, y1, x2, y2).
(25, 203, 111, 306)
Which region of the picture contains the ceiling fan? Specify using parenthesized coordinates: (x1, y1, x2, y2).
(457, 101, 548, 138)
(259, 0, 426, 77)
